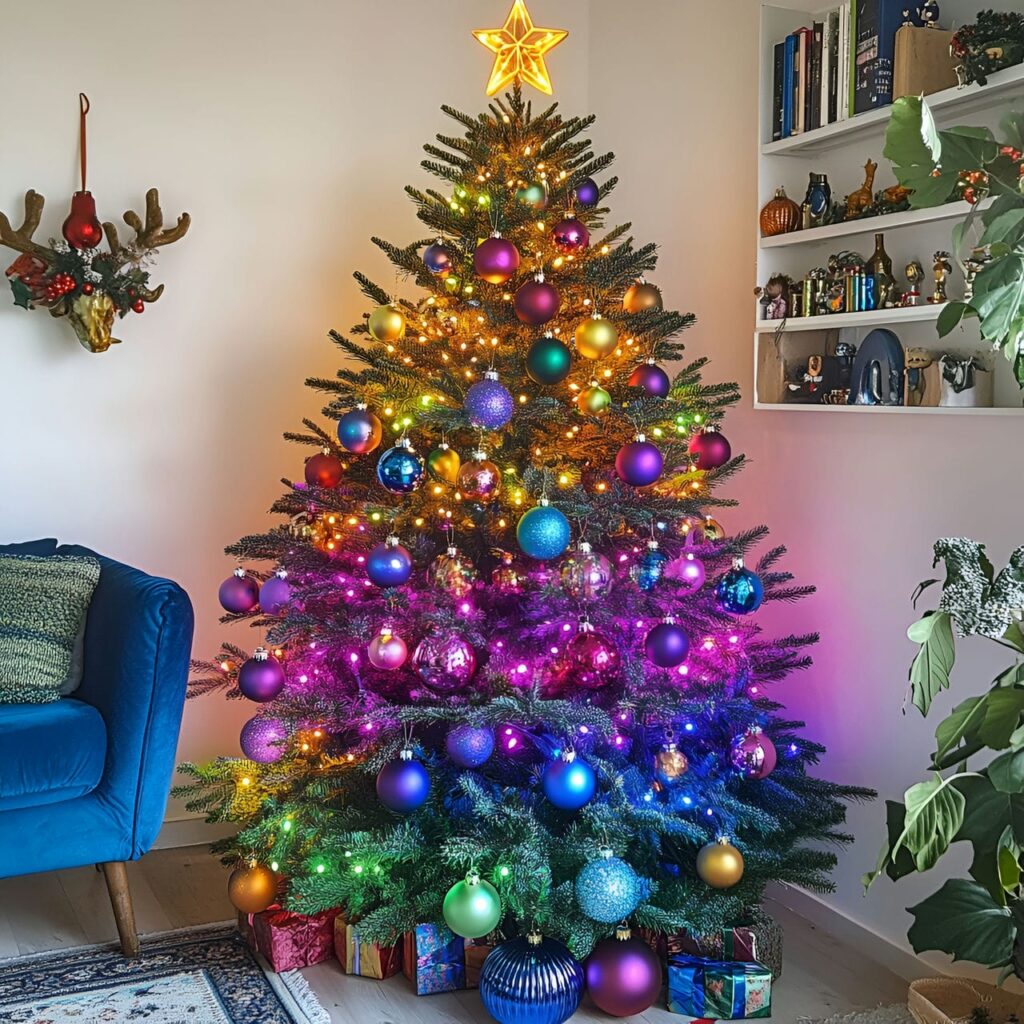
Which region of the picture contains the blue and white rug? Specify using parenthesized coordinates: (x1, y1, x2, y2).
(0, 925, 329, 1024)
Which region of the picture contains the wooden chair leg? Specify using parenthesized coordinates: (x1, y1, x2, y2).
(101, 861, 140, 957)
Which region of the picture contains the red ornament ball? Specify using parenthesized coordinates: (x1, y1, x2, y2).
(62, 191, 103, 250)
(514, 278, 561, 326)
(688, 428, 732, 470)
(555, 625, 620, 690)
(132, 299, 145, 313)
(82, 282, 94, 295)
(304, 452, 343, 488)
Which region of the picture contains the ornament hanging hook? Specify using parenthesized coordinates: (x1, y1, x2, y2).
(78, 93, 91, 192)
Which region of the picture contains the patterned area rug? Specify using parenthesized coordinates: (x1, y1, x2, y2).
(0, 925, 329, 1024)
(803, 1007, 914, 1024)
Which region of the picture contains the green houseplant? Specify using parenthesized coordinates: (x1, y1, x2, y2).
(865, 538, 1024, 978)
(884, 96, 1024, 386)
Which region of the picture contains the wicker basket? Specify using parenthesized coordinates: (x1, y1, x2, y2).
(908, 977, 1024, 1024)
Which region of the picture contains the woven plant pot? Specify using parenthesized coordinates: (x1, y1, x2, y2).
(908, 977, 1024, 1024)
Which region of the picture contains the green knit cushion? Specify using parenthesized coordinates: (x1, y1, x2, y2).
(0, 554, 101, 704)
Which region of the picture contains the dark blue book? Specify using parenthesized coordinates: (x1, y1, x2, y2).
(854, 0, 903, 113)
(782, 34, 797, 137)
(772, 42, 786, 141)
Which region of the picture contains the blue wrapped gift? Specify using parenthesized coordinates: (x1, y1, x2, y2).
(667, 954, 772, 1018)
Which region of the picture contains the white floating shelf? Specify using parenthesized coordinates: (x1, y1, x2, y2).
(752, 401, 1024, 415)
(759, 197, 993, 249)
(761, 61, 1024, 157)
(754, 304, 942, 334)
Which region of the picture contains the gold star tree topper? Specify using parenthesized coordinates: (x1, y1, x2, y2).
(473, 0, 568, 96)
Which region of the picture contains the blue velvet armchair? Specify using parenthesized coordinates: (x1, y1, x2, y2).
(0, 539, 193, 955)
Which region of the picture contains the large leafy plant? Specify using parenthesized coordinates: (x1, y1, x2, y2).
(865, 539, 1024, 978)
(884, 97, 1024, 385)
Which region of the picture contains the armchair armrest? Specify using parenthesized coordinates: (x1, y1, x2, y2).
(73, 552, 194, 857)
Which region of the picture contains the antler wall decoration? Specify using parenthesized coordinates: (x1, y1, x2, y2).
(0, 95, 190, 353)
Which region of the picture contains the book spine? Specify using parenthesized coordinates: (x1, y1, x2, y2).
(837, 5, 847, 120)
(782, 35, 796, 137)
(854, 0, 880, 115)
(827, 11, 840, 123)
(801, 28, 812, 132)
(772, 42, 785, 142)
(848, 0, 858, 117)
(811, 22, 824, 130)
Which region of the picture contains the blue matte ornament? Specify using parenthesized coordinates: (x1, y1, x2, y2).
(542, 752, 596, 811)
(376, 747, 431, 813)
(517, 501, 571, 561)
(632, 541, 668, 592)
(575, 847, 644, 923)
(376, 439, 425, 493)
(446, 724, 495, 768)
(367, 537, 413, 587)
(337, 405, 383, 454)
(465, 371, 514, 430)
(715, 559, 765, 615)
(479, 932, 583, 1024)
(423, 240, 454, 275)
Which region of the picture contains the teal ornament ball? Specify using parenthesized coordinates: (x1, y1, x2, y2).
(479, 933, 583, 1024)
(526, 335, 572, 385)
(575, 849, 644, 923)
(443, 871, 502, 939)
(716, 560, 765, 614)
(517, 503, 571, 561)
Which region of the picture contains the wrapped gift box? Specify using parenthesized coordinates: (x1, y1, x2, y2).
(240, 904, 340, 973)
(333, 915, 402, 979)
(401, 924, 493, 994)
(667, 955, 772, 1019)
(645, 911, 783, 980)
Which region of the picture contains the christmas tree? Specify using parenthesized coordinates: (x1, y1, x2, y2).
(178, 81, 868, 999)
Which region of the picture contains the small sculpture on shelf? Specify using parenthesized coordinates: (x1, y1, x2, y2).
(802, 173, 832, 229)
(904, 348, 934, 406)
(759, 187, 802, 237)
(920, 0, 940, 27)
(835, 340, 857, 389)
(845, 159, 878, 220)
(848, 328, 905, 406)
(928, 251, 952, 305)
(963, 247, 993, 301)
(939, 354, 992, 407)
(755, 273, 792, 320)
(903, 260, 925, 306)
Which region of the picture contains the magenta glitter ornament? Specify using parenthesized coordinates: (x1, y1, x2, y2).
(412, 634, 477, 693)
(665, 552, 706, 593)
(730, 726, 777, 779)
(219, 568, 260, 614)
(473, 234, 521, 284)
(552, 216, 589, 253)
(514, 276, 561, 325)
(615, 435, 663, 487)
(240, 715, 288, 763)
(238, 648, 286, 703)
(628, 361, 671, 398)
(585, 929, 662, 1018)
(367, 626, 408, 670)
(259, 571, 291, 615)
(688, 427, 732, 470)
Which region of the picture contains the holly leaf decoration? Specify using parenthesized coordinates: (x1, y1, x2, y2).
(907, 878, 1015, 967)
(9, 278, 34, 310)
(908, 611, 955, 716)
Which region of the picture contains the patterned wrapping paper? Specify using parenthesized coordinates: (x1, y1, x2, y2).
(401, 924, 494, 994)
(464, 938, 493, 988)
(333, 916, 403, 979)
(242, 905, 341, 973)
(667, 955, 772, 1019)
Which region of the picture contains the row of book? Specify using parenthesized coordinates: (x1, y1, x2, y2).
(772, 0, 906, 141)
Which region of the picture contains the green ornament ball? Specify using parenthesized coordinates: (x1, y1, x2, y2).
(526, 335, 572, 385)
(516, 182, 549, 210)
(442, 872, 502, 939)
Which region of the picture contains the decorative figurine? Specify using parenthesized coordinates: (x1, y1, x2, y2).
(963, 246, 993, 301)
(756, 273, 792, 320)
(904, 348, 934, 406)
(848, 328, 905, 406)
(759, 187, 802, 237)
(868, 233, 897, 308)
(845, 159, 878, 219)
(835, 340, 857, 389)
(928, 251, 952, 304)
(920, 0, 940, 28)
(903, 260, 924, 305)
(802, 173, 832, 229)
(808, 267, 831, 316)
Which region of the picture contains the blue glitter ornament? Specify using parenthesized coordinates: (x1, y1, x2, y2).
(376, 747, 431, 812)
(716, 559, 765, 614)
(575, 847, 644, 923)
(367, 536, 413, 587)
(446, 724, 495, 768)
(376, 439, 425, 494)
(465, 371, 514, 430)
(479, 932, 583, 1024)
(632, 540, 668, 592)
(542, 752, 596, 811)
(517, 501, 571, 561)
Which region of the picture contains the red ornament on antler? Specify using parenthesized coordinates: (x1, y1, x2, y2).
(62, 95, 104, 250)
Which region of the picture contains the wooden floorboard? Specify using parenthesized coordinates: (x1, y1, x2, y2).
(0, 846, 911, 1021)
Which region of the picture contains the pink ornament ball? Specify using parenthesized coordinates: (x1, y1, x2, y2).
(367, 628, 408, 670)
(665, 553, 706, 593)
(514, 278, 561, 326)
(688, 428, 732, 470)
(474, 236, 521, 284)
(219, 570, 260, 614)
(730, 727, 777, 779)
(585, 934, 662, 1017)
(552, 217, 589, 253)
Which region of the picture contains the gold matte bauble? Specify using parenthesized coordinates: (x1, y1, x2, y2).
(623, 280, 663, 314)
(228, 862, 278, 914)
(759, 186, 802, 237)
(575, 316, 618, 359)
(368, 304, 406, 343)
(696, 840, 744, 889)
(427, 444, 461, 484)
(577, 382, 611, 416)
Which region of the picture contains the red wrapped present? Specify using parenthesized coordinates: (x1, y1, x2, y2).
(654, 911, 783, 980)
(334, 915, 402, 979)
(241, 904, 341, 973)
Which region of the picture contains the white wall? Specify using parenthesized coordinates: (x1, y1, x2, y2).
(1, 0, 1012, 966)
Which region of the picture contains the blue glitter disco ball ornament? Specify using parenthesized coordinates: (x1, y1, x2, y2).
(479, 932, 584, 1024)
(465, 371, 515, 430)
(632, 542, 668, 592)
(575, 848, 644, 923)
(376, 439, 425, 494)
(446, 724, 495, 768)
(542, 754, 596, 811)
(376, 748, 431, 813)
(716, 559, 765, 614)
(517, 502, 571, 561)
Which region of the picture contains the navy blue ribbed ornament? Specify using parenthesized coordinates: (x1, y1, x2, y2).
(575, 848, 644, 923)
(716, 559, 765, 614)
(465, 371, 514, 430)
(517, 501, 571, 561)
(376, 439, 425, 493)
(479, 932, 583, 1024)
(632, 541, 668, 592)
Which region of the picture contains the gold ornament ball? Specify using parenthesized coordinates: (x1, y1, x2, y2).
(655, 744, 689, 783)
(575, 317, 618, 360)
(368, 304, 406, 343)
(228, 862, 278, 914)
(623, 280, 663, 314)
(701, 517, 725, 542)
(577, 383, 611, 416)
(696, 840, 744, 889)
(428, 444, 461, 484)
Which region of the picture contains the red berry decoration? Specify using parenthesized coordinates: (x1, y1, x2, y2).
(132, 299, 145, 313)
(304, 451, 343, 488)
(688, 427, 731, 470)
(82, 282, 94, 295)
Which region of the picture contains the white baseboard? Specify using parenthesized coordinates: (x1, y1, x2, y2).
(154, 816, 237, 850)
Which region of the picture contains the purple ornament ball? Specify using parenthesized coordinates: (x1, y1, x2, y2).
(628, 362, 671, 398)
(514, 278, 561, 326)
(575, 177, 600, 207)
(446, 725, 495, 768)
(259, 573, 291, 615)
(240, 715, 288, 764)
(376, 752, 431, 813)
(465, 374, 514, 430)
(219, 570, 260, 614)
(615, 438, 663, 487)
(474, 236, 521, 284)
(644, 621, 690, 668)
(552, 217, 590, 253)
(585, 934, 662, 1018)
(665, 553, 706, 593)
(238, 649, 286, 703)
(688, 428, 732, 470)
(367, 540, 413, 587)
(423, 240, 453, 275)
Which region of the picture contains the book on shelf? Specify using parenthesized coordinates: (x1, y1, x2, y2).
(772, 41, 785, 142)
(795, 26, 813, 135)
(854, 0, 903, 115)
(848, 0, 858, 116)
(781, 33, 797, 138)
(826, 9, 840, 124)
(838, 2, 850, 121)
(810, 21, 824, 131)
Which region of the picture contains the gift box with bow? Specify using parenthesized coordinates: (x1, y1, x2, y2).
(667, 954, 772, 1019)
